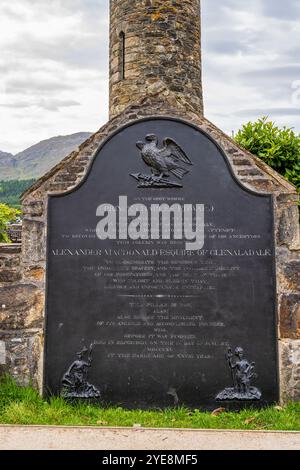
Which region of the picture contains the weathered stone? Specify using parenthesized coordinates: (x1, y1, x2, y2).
(0, 244, 21, 255)
(237, 168, 263, 177)
(241, 179, 279, 192)
(22, 219, 45, 264)
(0, 255, 19, 269)
(277, 193, 300, 205)
(0, 245, 22, 284)
(277, 249, 300, 293)
(283, 260, 300, 291)
(22, 200, 44, 218)
(279, 339, 300, 402)
(24, 266, 45, 283)
(277, 205, 300, 249)
(279, 293, 300, 339)
(0, 341, 5, 365)
(0, 332, 43, 388)
(109, 0, 203, 118)
(0, 270, 22, 283)
(0, 285, 44, 330)
(231, 158, 252, 166)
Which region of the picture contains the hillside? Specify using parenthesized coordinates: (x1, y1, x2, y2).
(0, 151, 17, 180)
(0, 132, 92, 181)
(0, 151, 14, 160)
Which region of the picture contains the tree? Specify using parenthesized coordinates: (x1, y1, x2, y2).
(235, 117, 300, 197)
(0, 203, 20, 243)
(0, 179, 35, 208)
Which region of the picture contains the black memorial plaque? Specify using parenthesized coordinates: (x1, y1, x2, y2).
(45, 118, 278, 409)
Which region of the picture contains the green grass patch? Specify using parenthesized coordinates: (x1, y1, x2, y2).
(0, 376, 299, 430)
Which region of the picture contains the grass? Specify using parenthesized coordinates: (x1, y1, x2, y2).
(0, 376, 299, 430)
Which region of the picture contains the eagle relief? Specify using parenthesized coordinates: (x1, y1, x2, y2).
(131, 134, 192, 188)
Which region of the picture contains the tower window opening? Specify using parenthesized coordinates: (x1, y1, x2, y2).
(119, 31, 126, 80)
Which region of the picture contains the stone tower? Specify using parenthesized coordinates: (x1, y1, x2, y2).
(109, 0, 203, 118)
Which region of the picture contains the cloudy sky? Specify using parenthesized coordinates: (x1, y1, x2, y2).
(0, 0, 300, 154)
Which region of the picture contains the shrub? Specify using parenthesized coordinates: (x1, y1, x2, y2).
(235, 117, 300, 197)
(0, 203, 20, 243)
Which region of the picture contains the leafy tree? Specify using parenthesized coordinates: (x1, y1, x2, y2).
(0, 179, 35, 208)
(0, 203, 20, 243)
(235, 117, 300, 196)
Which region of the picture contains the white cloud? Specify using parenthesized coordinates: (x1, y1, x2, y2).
(0, 0, 299, 154)
(0, 0, 109, 154)
(202, 0, 300, 134)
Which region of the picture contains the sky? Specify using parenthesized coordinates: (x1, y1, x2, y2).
(0, 0, 300, 154)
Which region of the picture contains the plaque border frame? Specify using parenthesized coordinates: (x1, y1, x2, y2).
(43, 116, 279, 406)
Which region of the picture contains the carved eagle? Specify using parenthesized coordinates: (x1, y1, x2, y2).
(136, 134, 192, 179)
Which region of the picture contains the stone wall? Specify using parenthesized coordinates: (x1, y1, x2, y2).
(109, 0, 203, 118)
(0, 244, 21, 284)
(0, 243, 43, 386)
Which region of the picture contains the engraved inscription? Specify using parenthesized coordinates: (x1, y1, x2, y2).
(45, 118, 278, 409)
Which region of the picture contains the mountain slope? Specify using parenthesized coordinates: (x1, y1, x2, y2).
(0, 151, 17, 180)
(0, 132, 92, 180)
(0, 151, 14, 159)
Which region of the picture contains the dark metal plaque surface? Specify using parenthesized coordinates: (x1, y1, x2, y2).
(45, 118, 278, 409)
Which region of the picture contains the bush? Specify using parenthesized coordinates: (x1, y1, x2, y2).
(235, 117, 300, 196)
(0, 203, 20, 243)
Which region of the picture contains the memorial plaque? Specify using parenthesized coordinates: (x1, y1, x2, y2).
(45, 118, 278, 409)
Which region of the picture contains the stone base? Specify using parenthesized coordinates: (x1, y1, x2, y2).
(216, 387, 262, 401)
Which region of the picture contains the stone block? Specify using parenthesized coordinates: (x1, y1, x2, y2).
(0, 284, 44, 330)
(23, 266, 45, 283)
(0, 332, 43, 388)
(0, 246, 22, 284)
(283, 260, 300, 291)
(279, 339, 300, 402)
(0, 270, 22, 283)
(277, 205, 300, 249)
(22, 219, 45, 264)
(0, 341, 5, 365)
(279, 293, 300, 339)
(22, 200, 44, 217)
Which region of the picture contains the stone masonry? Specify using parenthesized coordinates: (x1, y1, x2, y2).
(109, 0, 203, 118)
(0, 0, 299, 401)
